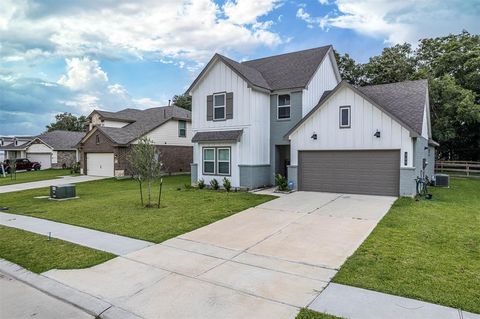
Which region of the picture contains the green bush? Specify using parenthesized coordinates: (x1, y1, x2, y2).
(210, 178, 219, 190)
(223, 177, 231, 192)
(275, 174, 288, 191)
(197, 179, 205, 189)
(70, 162, 81, 174)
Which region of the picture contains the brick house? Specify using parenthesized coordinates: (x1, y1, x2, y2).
(78, 106, 192, 177)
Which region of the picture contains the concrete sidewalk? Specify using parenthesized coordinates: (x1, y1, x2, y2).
(309, 283, 480, 319)
(0, 272, 93, 319)
(0, 175, 106, 193)
(0, 212, 153, 255)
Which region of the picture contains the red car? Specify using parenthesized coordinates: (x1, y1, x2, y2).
(2, 158, 41, 173)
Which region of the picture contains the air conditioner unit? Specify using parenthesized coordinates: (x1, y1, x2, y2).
(50, 184, 76, 199)
(434, 174, 449, 187)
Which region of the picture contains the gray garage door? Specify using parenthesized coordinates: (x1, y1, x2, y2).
(298, 150, 400, 196)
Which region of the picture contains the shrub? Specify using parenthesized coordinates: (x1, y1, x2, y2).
(210, 178, 219, 190)
(275, 174, 288, 191)
(70, 162, 81, 174)
(184, 183, 193, 190)
(198, 179, 205, 189)
(223, 177, 231, 192)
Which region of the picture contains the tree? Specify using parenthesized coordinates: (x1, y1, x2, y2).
(334, 51, 364, 85)
(128, 137, 163, 208)
(362, 43, 417, 85)
(46, 112, 87, 132)
(172, 93, 192, 111)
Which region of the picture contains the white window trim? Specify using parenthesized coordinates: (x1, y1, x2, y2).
(213, 92, 226, 121)
(203, 147, 216, 175)
(178, 120, 186, 137)
(339, 106, 351, 128)
(277, 94, 291, 120)
(217, 148, 231, 176)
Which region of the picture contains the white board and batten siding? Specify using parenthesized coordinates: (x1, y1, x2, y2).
(135, 120, 193, 146)
(302, 54, 340, 116)
(290, 86, 414, 167)
(191, 59, 270, 186)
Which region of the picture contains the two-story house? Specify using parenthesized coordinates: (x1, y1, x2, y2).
(77, 106, 193, 177)
(188, 46, 436, 196)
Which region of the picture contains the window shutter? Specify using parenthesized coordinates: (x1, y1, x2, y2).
(206, 95, 213, 121)
(226, 92, 233, 119)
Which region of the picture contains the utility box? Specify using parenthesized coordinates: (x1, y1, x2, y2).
(434, 174, 449, 187)
(50, 184, 76, 199)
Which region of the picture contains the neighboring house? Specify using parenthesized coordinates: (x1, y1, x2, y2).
(0, 131, 84, 169)
(78, 106, 192, 177)
(188, 45, 437, 196)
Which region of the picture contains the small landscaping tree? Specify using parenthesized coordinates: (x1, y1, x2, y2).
(128, 137, 163, 208)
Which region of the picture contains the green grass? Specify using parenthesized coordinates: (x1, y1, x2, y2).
(0, 169, 77, 186)
(0, 225, 114, 273)
(0, 175, 275, 243)
(333, 178, 480, 313)
(296, 309, 343, 319)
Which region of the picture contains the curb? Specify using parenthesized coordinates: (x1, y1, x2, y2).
(0, 259, 142, 319)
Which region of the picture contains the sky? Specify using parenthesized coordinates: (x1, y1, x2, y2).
(1, 0, 478, 136)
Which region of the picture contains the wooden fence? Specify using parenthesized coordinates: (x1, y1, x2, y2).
(435, 161, 480, 177)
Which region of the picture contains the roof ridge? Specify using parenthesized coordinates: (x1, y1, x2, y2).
(357, 79, 427, 89)
(241, 45, 332, 64)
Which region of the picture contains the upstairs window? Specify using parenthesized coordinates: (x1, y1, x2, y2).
(178, 120, 186, 137)
(339, 106, 351, 128)
(277, 94, 290, 120)
(213, 93, 226, 120)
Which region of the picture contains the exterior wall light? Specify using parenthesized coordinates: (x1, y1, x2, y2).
(374, 130, 381, 138)
(311, 133, 317, 140)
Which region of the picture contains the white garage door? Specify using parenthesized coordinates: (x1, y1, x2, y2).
(27, 153, 51, 169)
(87, 153, 114, 177)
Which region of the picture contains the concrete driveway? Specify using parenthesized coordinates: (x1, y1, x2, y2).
(44, 191, 396, 318)
(0, 175, 106, 193)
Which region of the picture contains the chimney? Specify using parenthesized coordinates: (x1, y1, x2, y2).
(168, 99, 171, 106)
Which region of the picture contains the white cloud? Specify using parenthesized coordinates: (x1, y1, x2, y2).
(58, 57, 108, 90)
(0, 0, 283, 65)
(223, 0, 281, 25)
(296, 0, 480, 44)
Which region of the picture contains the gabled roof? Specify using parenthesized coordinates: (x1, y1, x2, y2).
(0, 131, 84, 151)
(35, 131, 85, 150)
(83, 106, 191, 145)
(357, 80, 428, 135)
(286, 79, 429, 138)
(187, 45, 334, 93)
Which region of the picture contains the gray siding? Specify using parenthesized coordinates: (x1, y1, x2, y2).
(269, 91, 302, 184)
(287, 165, 298, 189)
(400, 167, 416, 196)
(413, 137, 431, 179)
(191, 163, 198, 185)
(239, 165, 271, 189)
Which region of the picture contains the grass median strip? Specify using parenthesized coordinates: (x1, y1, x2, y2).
(333, 178, 480, 313)
(0, 175, 275, 243)
(296, 309, 344, 319)
(0, 169, 77, 186)
(0, 225, 114, 273)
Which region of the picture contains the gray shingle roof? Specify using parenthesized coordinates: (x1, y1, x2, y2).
(36, 131, 85, 150)
(357, 79, 428, 134)
(191, 130, 243, 143)
(94, 106, 191, 145)
(188, 45, 333, 93)
(0, 142, 30, 150)
(243, 46, 332, 90)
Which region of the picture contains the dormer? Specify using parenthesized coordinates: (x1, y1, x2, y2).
(87, 110, 134, 131)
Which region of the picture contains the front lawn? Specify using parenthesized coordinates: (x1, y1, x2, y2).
(0, 169, 76, 186)
(296, 309, 343, 319)
(0, 175, 275, 243)
(0, 225, 114, 273)
(333, 178, 480, 313)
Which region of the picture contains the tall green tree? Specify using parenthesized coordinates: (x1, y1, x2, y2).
(334, 51, 364, 85)
(363, 43, 417, 85)
(172, 93, 192, 111)
(46, 112, 87, 132)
